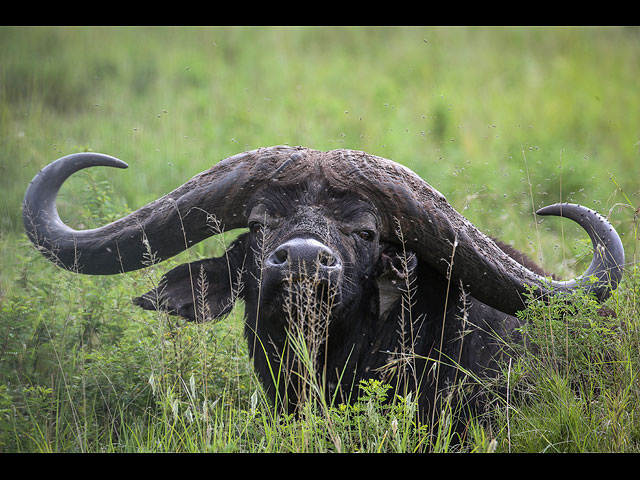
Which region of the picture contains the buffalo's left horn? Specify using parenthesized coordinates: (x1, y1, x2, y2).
(320, 149, 625, 315)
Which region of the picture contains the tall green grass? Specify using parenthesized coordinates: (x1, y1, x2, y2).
(1, 26, 639, 452)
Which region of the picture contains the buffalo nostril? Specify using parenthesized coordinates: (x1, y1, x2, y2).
(267, 238, 341, 272)
(318, 251, 336, 267)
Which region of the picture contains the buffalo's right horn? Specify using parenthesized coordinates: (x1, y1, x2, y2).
(22, 147, 298, 274)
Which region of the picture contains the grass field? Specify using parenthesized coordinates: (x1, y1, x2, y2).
(1, 26, 639, 452)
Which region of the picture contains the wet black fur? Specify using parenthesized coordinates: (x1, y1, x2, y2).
(134, 180, 530, 421)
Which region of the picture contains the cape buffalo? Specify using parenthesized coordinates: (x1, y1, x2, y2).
(22, 145, 625, 420)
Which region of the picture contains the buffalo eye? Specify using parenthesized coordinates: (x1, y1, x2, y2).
(355, 230, 374, 241)
(249, 222, 263, 234)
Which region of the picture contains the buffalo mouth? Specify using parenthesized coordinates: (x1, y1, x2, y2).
(260, 264, 342, 323)
(259, 236, 343, 310)
(270, 268, 341, 302)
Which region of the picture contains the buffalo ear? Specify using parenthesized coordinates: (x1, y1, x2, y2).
(374, 243, 417, 321)
(133, 234, 248, 322)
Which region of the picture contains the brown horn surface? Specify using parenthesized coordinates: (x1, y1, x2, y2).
(23, 145, 624, 315)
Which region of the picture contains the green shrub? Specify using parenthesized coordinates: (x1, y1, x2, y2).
(492, 271, 640, 453)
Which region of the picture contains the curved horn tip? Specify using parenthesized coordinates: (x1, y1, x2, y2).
(532, 202, 625, 297)
(62, 152, 129, 170)
(535, 202, 573, 217)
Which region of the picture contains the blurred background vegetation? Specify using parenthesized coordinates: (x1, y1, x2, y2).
(0, 26, 639, 452)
